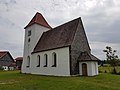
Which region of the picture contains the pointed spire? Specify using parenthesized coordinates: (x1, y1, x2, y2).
(24, 12, 52, 29)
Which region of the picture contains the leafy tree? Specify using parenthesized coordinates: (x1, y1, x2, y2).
(103, 46, 120, 74)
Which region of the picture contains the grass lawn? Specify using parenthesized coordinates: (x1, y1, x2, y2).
(0, 71, 120, 90)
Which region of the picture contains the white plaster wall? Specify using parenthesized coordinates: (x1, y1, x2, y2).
(30, 47, 70, 76)
(22, 24, 50, 73)
(79, 61, 98, 76)
(24, 24, 50, 53)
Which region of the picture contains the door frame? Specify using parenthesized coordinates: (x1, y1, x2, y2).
(82, 63, 88, 76)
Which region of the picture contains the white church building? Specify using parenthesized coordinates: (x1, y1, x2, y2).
(22, 12, 99, 76)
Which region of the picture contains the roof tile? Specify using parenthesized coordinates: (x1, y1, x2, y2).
(33, 17, 80, 53)
(78, 52, 99, 61)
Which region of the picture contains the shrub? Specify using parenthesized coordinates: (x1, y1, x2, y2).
(111, 68, 117, 74)
(99, 70, 102, 73)
(104, 70, 107, 73)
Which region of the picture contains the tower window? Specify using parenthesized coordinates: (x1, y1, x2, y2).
(26, 56, 30, 68)
(28, 30, 31, 36)
(28, 38, 30, 42)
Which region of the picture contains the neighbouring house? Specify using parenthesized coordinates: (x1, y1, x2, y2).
(22, 12, 99, 76)
(9, 63, 16, 70)
(15, 57, 23, 70)
(0, 51, 15, 70)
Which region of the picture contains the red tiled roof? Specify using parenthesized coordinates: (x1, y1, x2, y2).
(24, 12, 52, 29)
(0, 51, 8, 58)
(33, 17, 80, 53)
(15, 57, 23, 61)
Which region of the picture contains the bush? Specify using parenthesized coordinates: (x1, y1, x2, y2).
(99, 70, 102, 73)
(117, 72, 120, 75)
(111, 68, 117, 74)
(104, 70, 107, 73)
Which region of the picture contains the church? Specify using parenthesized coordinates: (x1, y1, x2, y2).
(21, 12, 99, 76)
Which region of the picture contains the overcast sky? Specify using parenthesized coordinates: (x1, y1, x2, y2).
(0, 0, 120, 59)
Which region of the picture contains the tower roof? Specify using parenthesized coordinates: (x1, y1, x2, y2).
(24, 12, 52, 29)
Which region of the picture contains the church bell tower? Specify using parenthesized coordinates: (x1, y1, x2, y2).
(22, 12, 52, 73)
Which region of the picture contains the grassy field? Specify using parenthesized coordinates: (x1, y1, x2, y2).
(0, 70, 120, 90)
(99, 66, 120, 73)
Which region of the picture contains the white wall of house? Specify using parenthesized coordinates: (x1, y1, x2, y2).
(79, 61, 98, 76)
(22, 24, 50, 73)
(23, 47, 70, 76)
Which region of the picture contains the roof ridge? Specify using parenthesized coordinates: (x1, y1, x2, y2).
(44, 17, 81, 34)
(0, 51, 9, 52)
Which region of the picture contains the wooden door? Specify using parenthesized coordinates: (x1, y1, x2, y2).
(82, 63, 87, 76)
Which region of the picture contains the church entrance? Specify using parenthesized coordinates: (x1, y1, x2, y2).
(82, 63, 87, 76)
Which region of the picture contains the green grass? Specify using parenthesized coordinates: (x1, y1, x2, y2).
(0, 71, 120, 90)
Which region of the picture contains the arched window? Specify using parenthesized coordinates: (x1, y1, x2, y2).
(37, 55, 40, 67)
(52, 52, 57, 67)
(44, 54, 48, 67)
(27, 56, 30, 67)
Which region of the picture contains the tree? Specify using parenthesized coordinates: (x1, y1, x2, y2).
(103, 46, 120, 74)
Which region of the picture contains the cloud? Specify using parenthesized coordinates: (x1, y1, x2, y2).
(0, 0, 17, 12)
(90, 41, 120, 60)
(0, 0, 120, 59)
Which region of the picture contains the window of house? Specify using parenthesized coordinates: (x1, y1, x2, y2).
(37, 55, 40, 67)
(28, 30, 31, 36)
(26, 56, 30, 68)
(52, 52, 57, 67)
(44, 54, 48, 67)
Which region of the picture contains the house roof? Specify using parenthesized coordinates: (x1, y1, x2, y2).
(0, 51, 8, 58)
(78, 52, 99, 62)
(0, 51, 14, 61)
(24, 12, 52, 29)
(15, 57, 23, 61)
(9, 63, 16, 67)
(33, 17, 81, 53)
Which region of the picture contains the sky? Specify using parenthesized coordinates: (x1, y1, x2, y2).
(0, 0, 120, 59)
